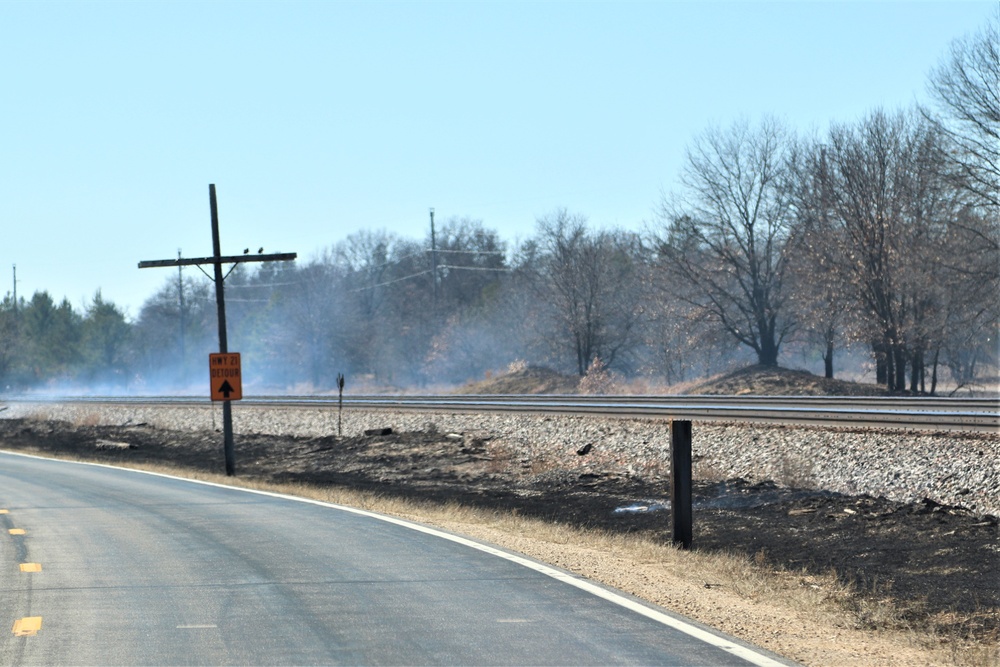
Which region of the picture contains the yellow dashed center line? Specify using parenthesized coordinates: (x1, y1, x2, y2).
(6, 514, 43, 638)
(12, 617, 42, 637)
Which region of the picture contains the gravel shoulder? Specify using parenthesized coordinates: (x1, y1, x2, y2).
(1, 401, 998, 665)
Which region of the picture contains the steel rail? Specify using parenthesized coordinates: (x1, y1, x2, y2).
(287, 394, 1000, 412)
(25, 394, 996, 410)
(5, 394, 998, 432)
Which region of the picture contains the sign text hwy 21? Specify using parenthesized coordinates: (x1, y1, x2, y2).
(209, 353, 242, 401)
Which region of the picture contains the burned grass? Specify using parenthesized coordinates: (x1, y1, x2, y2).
(1, 416, 997, 665)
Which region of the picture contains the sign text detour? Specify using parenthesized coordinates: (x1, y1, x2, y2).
(209, 353, 242, 401)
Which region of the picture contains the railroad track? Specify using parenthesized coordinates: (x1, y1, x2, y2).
(6, 394, 998, 432)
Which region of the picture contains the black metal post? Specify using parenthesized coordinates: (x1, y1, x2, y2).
(671, 419, 693, 549)
(209, 184, 236, 476)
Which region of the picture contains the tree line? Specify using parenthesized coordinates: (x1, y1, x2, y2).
(2, 17, 997, 394)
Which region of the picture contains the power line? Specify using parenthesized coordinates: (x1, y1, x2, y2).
(432, 248, 506, 256)
(437, 265, 511, 272)
(347, 269, 434, 292)
(191, 296, 273, 304)
(359, 249, 427, 271)
(228, 281, 302, 288)
(353, 247, 506, 272)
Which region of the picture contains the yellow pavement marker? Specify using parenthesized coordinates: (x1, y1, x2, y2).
(12, 617, 42, 636)
(0, 509, 8, 514)
(8, 529, 25, 535)
(19, 563, 42, 573)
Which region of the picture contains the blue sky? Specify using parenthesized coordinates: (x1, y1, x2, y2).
(1, 1, 995, 318)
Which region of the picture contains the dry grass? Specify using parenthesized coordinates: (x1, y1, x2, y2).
(71, 410, 105, 428)
(22, 406, 104, 428)
(481, 439, 562, 476)
(483, 441, 517, 474)
(776, 452, 816, 489)
(22, 408, 55, 423)
(9, 450, 998, 667)
(693, 457, 730, 482)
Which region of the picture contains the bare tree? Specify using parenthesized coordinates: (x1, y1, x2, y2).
(655, 117, 795, 367)
(785, 244, 851, 379)
(935, 203, 1000, 393)
(432, 217, 508, 312)
(335, 229, 400, 326)
(925, 12, 1000, 211)
(808, 108, 989, 392)
(784, 137, 856, 379)
(528, 210, 645, 376)
(641, 283, 744, 384)
(130, 276, 215, 387)
(333, 230, 418, 383)
(922, 15, 1000, 387)
(418, 219, 512, 384)
(251, 260, 346, 389)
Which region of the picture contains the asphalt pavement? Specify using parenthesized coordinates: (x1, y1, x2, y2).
(0, 451, 792, 666)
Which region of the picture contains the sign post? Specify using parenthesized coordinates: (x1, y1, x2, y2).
(139, 184, 297, 476)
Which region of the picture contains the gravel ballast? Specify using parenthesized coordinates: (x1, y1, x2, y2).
(6, 402, 998, 517)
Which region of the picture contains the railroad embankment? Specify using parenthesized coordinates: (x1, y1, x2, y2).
(5, 402, 998, 517)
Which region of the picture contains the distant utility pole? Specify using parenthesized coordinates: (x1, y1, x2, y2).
(429, 207, 438, 307)
(177, 249, 186, 372)
(139, 184, 297, 476)
(11, 264, 17, 314)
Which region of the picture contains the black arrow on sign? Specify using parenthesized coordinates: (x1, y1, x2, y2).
(219, 380, 235, 398)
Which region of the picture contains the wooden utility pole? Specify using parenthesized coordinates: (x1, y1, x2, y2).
(429, 207, 438, 307)
(139, 184, 297, 476)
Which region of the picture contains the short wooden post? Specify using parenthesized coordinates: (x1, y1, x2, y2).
(671, 419, 693, 549)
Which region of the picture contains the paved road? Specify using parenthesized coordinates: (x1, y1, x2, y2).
(0, 452, 791, 666)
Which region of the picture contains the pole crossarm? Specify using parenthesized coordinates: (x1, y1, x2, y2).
(138, 252, 297, 269)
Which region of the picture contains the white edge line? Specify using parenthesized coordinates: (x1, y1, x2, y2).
(1, 450, 792, 667)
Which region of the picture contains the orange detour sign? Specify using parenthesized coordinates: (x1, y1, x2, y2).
(209, 353, 243, 401)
